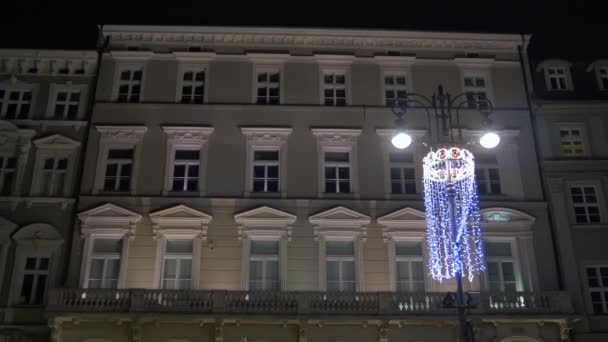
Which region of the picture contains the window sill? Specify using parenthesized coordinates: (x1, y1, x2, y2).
(165, 191, 203, 197)
(247, 192, 283, 198)
(572, 224, 608, 230)
(320, 193, 357, 199)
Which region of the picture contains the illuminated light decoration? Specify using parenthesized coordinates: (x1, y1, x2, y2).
(422, 147, 485, 282)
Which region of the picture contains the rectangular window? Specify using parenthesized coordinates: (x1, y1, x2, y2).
(389, 152, 416, 194)
(323, 71, 347, 106)
(0, 89, 32, 119)
(249, 240, 279, 290)
(586, 266, 608, 314)
(103, 149, 133, 192)
(40, 157, 68, 196)
(324, 151, 350, 193)
(326, 240, 356, 292)
(463, 75, 489, 110)
(384, 73, 407, 107)
(117, 68, 143, 103)
(475, 168, 501, 195)
(570, 185, 601, 223)
(485, 241, 518, 292)
(256, 69, 280, 105)
(560, 128, 585, 157)
(20, 257, 49, 305)
(547, 67, 568, 90)
(172, 150, 200, 192)
(599, 67, 608, 90)
(53, 89, 81, 120)
(180, 69, 205, 104)
(162, 240, 193, 289)
(0, 156, 16, 195)
(87, 239, 122, 289)
(395, 242, 425, 292)
(253, 150, 279, 193)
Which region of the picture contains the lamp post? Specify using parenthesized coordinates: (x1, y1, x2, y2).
(390, 85, 498, 342)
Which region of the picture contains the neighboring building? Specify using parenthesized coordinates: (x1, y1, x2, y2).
(528, 56, 608, 341)
(0, 49, 98, 341)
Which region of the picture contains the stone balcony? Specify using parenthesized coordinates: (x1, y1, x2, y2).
(46, 289, 574, 317)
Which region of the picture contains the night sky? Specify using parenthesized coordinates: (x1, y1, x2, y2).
(2, 1, 605, 60)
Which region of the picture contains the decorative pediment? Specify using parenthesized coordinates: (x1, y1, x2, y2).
(309, 206, 370, 241)
(12, 223, 62, 241)
(162, 126, 214, 143)
(377, 207, 427, 242)
(78, 203, 142, 238)
(234, 206, 296, 241)
(241, 127, 292, 143)
(33, 134, 80, 149)
(95, 126, 148, 142)
(480, 207, 536, 229)
(149, 205, 212, 240)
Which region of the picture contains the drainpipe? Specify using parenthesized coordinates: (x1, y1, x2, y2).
(517, 34, 564, 290)
(60, 25, 109, 287)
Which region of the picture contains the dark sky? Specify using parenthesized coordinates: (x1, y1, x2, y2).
(2, 0, 605, 59)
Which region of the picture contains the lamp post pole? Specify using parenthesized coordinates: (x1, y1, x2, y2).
(448, 184, 468, 342)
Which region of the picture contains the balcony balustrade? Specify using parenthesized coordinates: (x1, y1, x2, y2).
(47, 288, 573, 316)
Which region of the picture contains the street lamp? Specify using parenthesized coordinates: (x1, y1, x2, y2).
(389, 85, 498, 342)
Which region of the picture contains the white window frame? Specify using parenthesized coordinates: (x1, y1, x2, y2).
(159, 238, 195, 290)
(475, 154, 502, 196)
(83, 236, 124, 289)
(537, 59, 574, 91)
(0, 78, 37, 119)
(176, 63, 208, 104)
(253, 65, 283, 105)
(482, 238, 523, 292)
(557, 123, 589, 158)
(382, 68, 409, 107)
(390, 239, 427, 292)
(112, 62, 146, 102)
(568, 181, 606, 225)
(319, 236, 362, 292)
(461, 70, 494, 109)
(46, 83, 88, 120)
(320, 67, 349, 106)
(93, 126, 147, 195)
(312, 129, 361, 198)
(0, 125, 34, 196)
(162, 126, 214, 196)
(31, 134, 80, 197)
(584, 264, 608, 315)
(246, 237, 283, 291)
(242, 127, 292, 197)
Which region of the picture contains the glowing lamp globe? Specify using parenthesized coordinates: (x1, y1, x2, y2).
(391, 132, 412, 149)
(479, 132, 500, 149)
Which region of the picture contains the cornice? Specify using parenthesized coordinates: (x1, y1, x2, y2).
(162, 126, 214, 143)
(241, 127, 293, 143)
(311, 128, 362, 144)
(0, 50, 97, 76)
(454, 57, 495, 69)
(96, 125, 148, 142)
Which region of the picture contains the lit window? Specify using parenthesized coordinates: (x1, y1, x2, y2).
(253, 150, 279, 193)
(485, 241, 519, 292)
(560, 128, 585, 157)
(172, 150, 199, 192)
(0, 89, 32, 119)
(0, 156, 16, 195)
(162, 240, 193, 289)
(326, 240, 356, 291)
(249, 240, 279, 290)
(463, 75, 490, 110)
(324, 151, 351, 193)
(586, 266, 608, 314)
(323, 71, 347, 106)
(570, 186, 601, 224)
(180, 68, 205, 104)
(103, 149, 133, 192)
(384, 73, 407, 107)
(117, 68, 143, 103)
(86, 239, 122, 289)
(52, 90, 81, 120)
(389, 152, 416, 194)
(546, 67, 569, 91)
(19, 257, 49, 305)
(256, 69, 280, 105)
(40, 157, 68, 196)
(395, 242, 425, 292)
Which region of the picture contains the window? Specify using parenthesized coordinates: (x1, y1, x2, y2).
(395, 242, 425, 292)
(326, 240, 356, 291)
(475, 155, 501, 195)
(485, 241, 519, 292)
(161, 240, 193, 289)
(324, 151, 351, 193)
(103, 149, 133, 192)
(0, 89, 32, 119)
(384, 72, 407, 107)
(0, 156, 16, 195)
(598, 67, 608, 90)
(560, 128, 585, 157)
(40, 157, 67, 196)
(249, 240, 280, 290)
(586, 266, 608, 314)
(86, 239, 122, 289)
(546, 67, 569, 91)
(322, 71, 347, 106)
(51, 89, 81, 120)
(570, 185, 601, 223)
(389, 152, 416, 194)
(256, 68, 280, 105)
(172, 150, 199, 192)
(253, 150, 279, 193)
(179, 68, 205, 104)
(463, 74, 490, 110)
(116, 68, 143, 103)
(19, 257, 49, 305)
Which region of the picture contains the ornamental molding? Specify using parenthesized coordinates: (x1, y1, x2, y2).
(479, 207, 536, 229)
(149, 204, 212, 240)
(241, 127, 293, 143)
(103, 26, 524, 54)
(78, 203, 142, 239)
(535, 59, 572, 72)
(162, 126, 214, 143)
(376, 128, 427, 139)
(311, 128, 362, 144)
(0, 49, 97, 76)
(33, 134, 81, 149)
(454, 57, 495, 69)
(374, 55, 416, 67)
(308, 206, 370, 241)
(234, 205, 296, 241)
(96, 125, 148, 142)
(247, 53, 290, 64)
(173, 51, 216, 63)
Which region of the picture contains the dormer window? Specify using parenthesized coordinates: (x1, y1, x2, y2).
(587, 60, 608, 91)
(537, 59, 573, 91)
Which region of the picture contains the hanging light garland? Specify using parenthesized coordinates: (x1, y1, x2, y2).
(422, 147, 485, 282)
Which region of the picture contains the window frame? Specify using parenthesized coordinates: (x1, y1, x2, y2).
(568, 182, 605, 225)
(0, 80, 37, 120)
(176, 63, 208, 104)
(461, 70, 494, 109)
(159, 238, 195, 290)
(482, 238, 524, 292)
(246, 237, 283, 291)
(557, 123, 589, 158)
(0, 154, 17, 196)
(583, 264, 608, 315)
(318, 236, 363, 292)
(390, 238, 427, 292)
(253, 65, 283, 105)
(31, 134, 80, 197)
(83, 236, 124, 289)
(112, 62, 146, 103)
(46, 83, 88, 120)
(475, 154, 502, 196)
(536, 59, 574, 92)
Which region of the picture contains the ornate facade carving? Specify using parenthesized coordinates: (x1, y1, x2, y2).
(0, 50, 97, 76)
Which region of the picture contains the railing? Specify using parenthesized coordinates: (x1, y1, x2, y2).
(47, 289, 573, 316)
